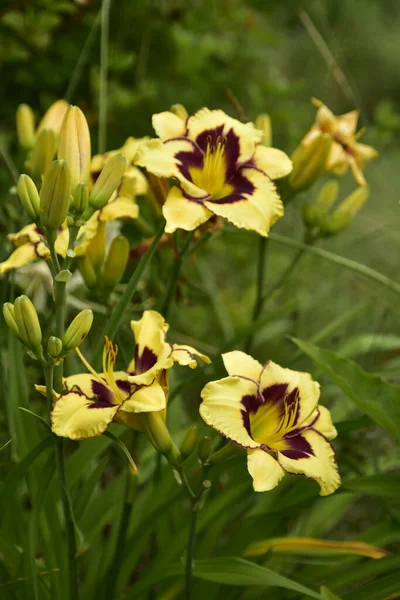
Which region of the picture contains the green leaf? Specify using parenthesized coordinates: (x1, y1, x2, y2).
(343, 572, 400, 600)
(339, 333, 400, 358)
(327, 555, 400, 591)
(103, 431, 137, 473)
(290, 337, 400, 440)
(321, 587, 343, 600)
(341, 475, 400, 498)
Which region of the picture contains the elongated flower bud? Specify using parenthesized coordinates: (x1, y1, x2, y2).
(255, 113, 272, 146)
(289, 133, 332, 191)
(303, 180, 340, 229)
(17, 175, 41, 221)
(180, 425, 200, 459)
(170, 104, 188, 120)
(89, 154, 126, 210)
(58, 105, 91, 192)
(198, 436, 212, 463)
(71, 182, 89, 215)
(16, 104, 35, 150)
(13, 295, 42, 349)
(78, 254, 97, 289)
(47, 336, 63, 358)
(40, 159, 71, 230)
(103, 236, 130, 288)
(87, 221, 106, 275)
(37, 100, 69, 136)
(62, 309, 93, 351)
(320, 187, 369, 236)
(30, 129, 57, 178)
(143, 412, 181, 466)
(3, 303, 22, 341)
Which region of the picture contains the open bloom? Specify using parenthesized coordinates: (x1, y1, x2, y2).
(302, 99, 378, 186)
(134, 108, 292, 235)
(49, 310, 210, 440)
(0, 194, 139, 275)
(200, 351, 340, 496)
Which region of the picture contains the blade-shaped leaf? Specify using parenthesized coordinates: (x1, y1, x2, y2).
(244, 537, 388, 559)
(290, 337, 400, 440)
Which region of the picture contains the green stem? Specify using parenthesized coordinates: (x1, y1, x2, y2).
(54, 281, 66, 392)
(98, 0, 112, 154)
(159, 230, 195, 319)
(185, 508, 198, 600)
(91, 220, 165, 365)
(269, 233, 400, 296)
(264, 247, 305, 306)
(44, 366, 78, 600)
(245, 236, 269, 353)
(65, 10, 101, 102)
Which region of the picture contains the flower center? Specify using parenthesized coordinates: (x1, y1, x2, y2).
(250, 391, 318, 451)
(75, 337, 126, 405)
(189, 136, 234, 200)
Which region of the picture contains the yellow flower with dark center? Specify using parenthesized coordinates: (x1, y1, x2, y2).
(200, 351, 340, 496)
(134, 108, 292, 236)
(49, 310, 210, 440)
(301, 99, 378, 187)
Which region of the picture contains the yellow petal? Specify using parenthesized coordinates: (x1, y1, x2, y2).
(247, 448, 285, 492)
(121, 380, 166, 413)
(152, 111, 187, 140)
(100, 198, 139, 222)
(336, 110, 359, 137)
(51, 392, 119, 440)
(278, 429, 341, 496)
(135, 138, 192, 179)
(74, 214, 100, 257)
(171, 344, 211, 368)
(315, 405, 337, 441)
(200, 376, 259, 448)
(186, 108, 262, 163)
(222, 351, 263, 381)
(0, 244, 40, 274)
(163, 186, 212, 234)
(204, 167, 283, 236)
(252, 146, 293, 180)
(8, 223, 41, 247)
(259, 361, 320, 425)
(314, 102, 337, 133)
(54, 227, 69, 258)
(128, 311, 173, 385)
(326, 141, 348, 171)
(119, 166, 148, 197)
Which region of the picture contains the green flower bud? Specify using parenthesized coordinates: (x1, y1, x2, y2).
(78, 254, 97, 289)
(180, 425, 200, 459)
(87, 221, 106, 276)
(198, 436, 212, 463)
(316, 180, 340, 210)
(102, 236, 130, 289)
(303, 181, 340, 229)
(30, 129, 57, 178)
(62, 309, 93, 352)
(13, 295, 42, 349)
(3, 303, 22, 341)
(319, 187, 369, 236)
(89, 154, 126, 210)
(37, 100, 69, 137)
(16, 104, 35, 150)
(142, 412, 181, 465)
(47, 336, 63, 358)
(289, 133, 332, 191)
(170, 104, 188, 120)
(57, 105, 91, 192)
(255, 113, 272, 146)
(40, 159, 72, 230)
(71, 182, 89, 215)
(17, 175, 40, 221)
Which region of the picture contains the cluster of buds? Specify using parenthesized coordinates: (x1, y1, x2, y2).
(15, 103, 127, 236)
(302, 180, 369, 238)
(3, 295, 93, 362)
(77, 221, 130, 297)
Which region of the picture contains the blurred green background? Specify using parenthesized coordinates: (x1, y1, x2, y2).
(1, 2, 400, 598)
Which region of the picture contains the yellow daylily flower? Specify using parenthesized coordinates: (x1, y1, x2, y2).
(200, 351, 340, 496)
(134, 107, 292, 236)
(0, 191, 140, 276)
(50, 310, 210, 440)
(302, 99, 378, 187)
